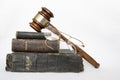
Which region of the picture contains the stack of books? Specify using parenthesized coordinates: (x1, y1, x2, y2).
(6, 31, 84, 72)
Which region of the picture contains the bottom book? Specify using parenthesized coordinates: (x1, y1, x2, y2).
(6, 49, 84, 72)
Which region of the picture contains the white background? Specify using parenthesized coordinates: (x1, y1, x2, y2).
(0, 0, 120, 80)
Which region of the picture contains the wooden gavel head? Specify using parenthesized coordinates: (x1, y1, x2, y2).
(30, 7, 54, 32)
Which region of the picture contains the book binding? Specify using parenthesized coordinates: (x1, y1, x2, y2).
(6, 49, 84, 72)
(12, 39, 59, 53)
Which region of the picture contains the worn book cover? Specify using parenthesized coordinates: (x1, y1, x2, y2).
(6, 49, 84, 72)
(16, 31, 51, 39)
(12, 39, 59, 53)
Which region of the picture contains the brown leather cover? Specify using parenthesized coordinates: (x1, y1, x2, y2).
(12, 39, 59, 53)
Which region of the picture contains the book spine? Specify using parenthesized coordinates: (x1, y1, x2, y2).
(16, 31, 51, 39)
(12, 39, 59, 53)
(6, 51, 83, 72)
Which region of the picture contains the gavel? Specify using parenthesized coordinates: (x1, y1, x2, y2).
(29, 7, 100, 68)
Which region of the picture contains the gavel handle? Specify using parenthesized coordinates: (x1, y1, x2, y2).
(46, 23, 100, 68)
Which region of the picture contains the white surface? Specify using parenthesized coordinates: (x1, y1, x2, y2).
(0, 0, 120, 80)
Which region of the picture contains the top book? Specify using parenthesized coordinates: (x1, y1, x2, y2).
(16, 31, 51, 39)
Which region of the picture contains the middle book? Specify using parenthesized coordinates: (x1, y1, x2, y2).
(12, 31, 60, 53)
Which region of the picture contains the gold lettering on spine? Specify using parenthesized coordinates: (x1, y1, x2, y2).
(25, 56, 32, 71)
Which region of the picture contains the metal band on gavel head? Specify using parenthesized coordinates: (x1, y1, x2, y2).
(30, 7, 54, 32)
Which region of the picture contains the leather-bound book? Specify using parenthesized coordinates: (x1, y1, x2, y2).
(12, 39, 59, 53)
(16, 31, 51, 39)
(6, 49, 84, 72)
